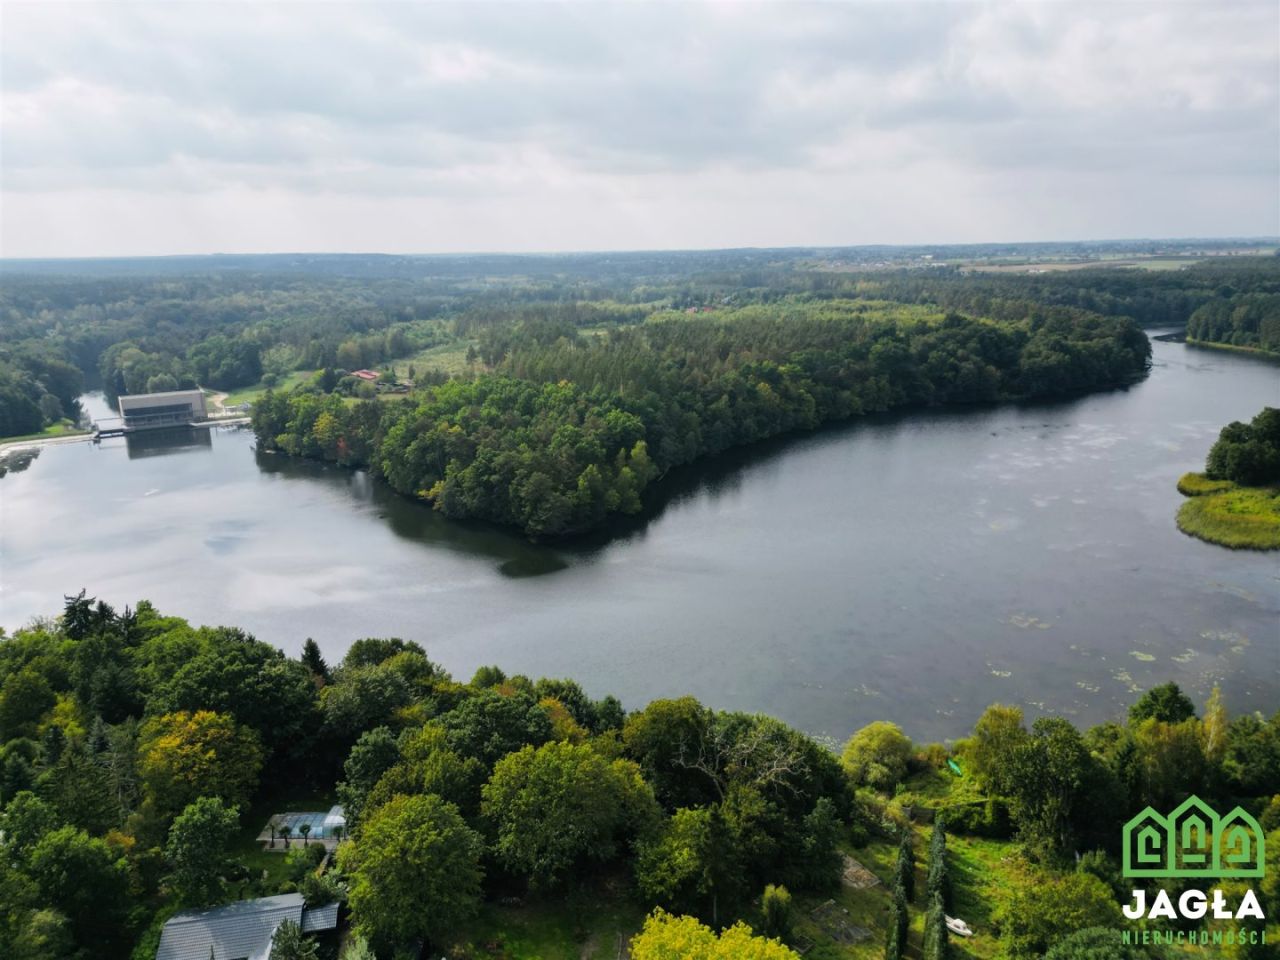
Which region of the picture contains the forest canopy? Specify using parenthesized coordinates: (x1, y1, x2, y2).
(0, 593, 1275, 959)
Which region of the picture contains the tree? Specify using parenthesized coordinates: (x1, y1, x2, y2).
(269, 920, 319, 960)
(922, 891, 948, 960)
(26, 826, 129, 955)
(1005, 718, 1095, 859)
(1128, 682, 1196, 725)
(165, 796, 239, 906)
(761, 884, 791, 940)
(440, 689, 553, 769)
(629, 910, 800, 960)
(894, 829, 916, 903)
(482, 741, 659, 888)
(139, 710, 263, 815)
(341, 936, 377, 960)
(885, 885, 909, 960)
(0, 791, 62, 860)
(636, 806, 742, 924)
(300, 639, 330, 685)
(926, 819, 951, 912)
(298, 822, 312, 847)
(0, 669, 55, 741)
(840, 721, 913, 790)
(623, 697, 716, 810)
(337, 794, 483, 950)
(968, 703, 1028, 795)
(335, 726, 400, 829)
(997, 873, 1119, 960)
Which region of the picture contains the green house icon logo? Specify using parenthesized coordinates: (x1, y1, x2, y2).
(1122, 796, 1265, 879)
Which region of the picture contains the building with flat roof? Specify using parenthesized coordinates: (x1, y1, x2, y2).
(155, 893, 338, 960)
(117, 390, 207, 430)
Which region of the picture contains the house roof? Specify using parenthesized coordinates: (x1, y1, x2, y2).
(156, 893, 339, 960)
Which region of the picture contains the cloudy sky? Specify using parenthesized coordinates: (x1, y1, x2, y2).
(2, 0, 1277, 257)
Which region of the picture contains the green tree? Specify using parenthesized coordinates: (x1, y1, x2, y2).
(139, 710, 263, 816)
(0, 669, 55, 741)
(998, 873, 1120, 960)
(269, 920, 319, 960)
(337, 793, 483, 951)
(1128, 682, 1196, 725)
(922, 890, 948, 960)
(636, 806, 742, 924)
(968, 703, 1028, 795)
(623, 696, 716, 810)
(761, 884, 791, 940)
(165, 796, 239, 906)
(840, 721, 913, 790)
(894, 829, 916, 903)
(1005, 718, 1095, 859)
(885, 884, 909, 960)
(630, 909, 800, 960)
(482, 740, 659, 888)
(335, 726, 400, 829)
(27, 826, 129, 955)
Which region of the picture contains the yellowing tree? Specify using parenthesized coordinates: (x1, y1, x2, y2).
(139, 710, 263, 815)
(630, 909, 799, 960)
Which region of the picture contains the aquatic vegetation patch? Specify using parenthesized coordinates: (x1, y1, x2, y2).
(1176, 477, 1280, 550)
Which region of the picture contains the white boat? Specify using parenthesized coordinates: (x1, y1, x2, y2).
(945, 916, 974, 937)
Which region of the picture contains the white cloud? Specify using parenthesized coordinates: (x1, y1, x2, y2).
(1, 0, 1276, 256)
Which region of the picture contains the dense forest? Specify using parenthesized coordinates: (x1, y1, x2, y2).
(0, 595, 1275, 959)
(2, 249, 1277, 443)
(253, 300, 1150, 537)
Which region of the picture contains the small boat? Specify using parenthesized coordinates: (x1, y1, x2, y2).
(947, 758, 963, 776)
(945, 916, 974, 937)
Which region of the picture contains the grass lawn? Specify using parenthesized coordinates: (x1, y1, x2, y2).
(218, 369, 316, 407)
(0, 420, 90, 445)
(391, 340, 480, 380)
(1176, 474, 1280, 550)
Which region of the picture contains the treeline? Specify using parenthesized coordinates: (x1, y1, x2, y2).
(0, 345, 84, 438)
(1, 596, 1276, 959)
(255, 300, 1150, 537)
(1206, 408, 1280, 487)
(1187, 294, 1280, 354)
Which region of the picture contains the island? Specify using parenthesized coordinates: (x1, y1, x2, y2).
(1177, 407, 1280, 550)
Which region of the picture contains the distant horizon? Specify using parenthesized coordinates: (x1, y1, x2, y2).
(2, 235, 1277, 265)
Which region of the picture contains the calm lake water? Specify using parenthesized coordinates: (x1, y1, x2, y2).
(2, 337, 1277, 741)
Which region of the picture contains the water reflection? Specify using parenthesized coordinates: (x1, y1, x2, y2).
(124, 427, 213, 459)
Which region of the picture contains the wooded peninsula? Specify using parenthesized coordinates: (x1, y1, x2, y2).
(7, 248, 1280, 536)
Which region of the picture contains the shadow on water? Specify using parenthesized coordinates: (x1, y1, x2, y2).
(560, 390, 1101, 558)
(252, 446, 570, 577)
(247, 389, 1104, 576)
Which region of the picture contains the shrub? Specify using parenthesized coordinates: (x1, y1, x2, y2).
(761, 884, 792, 939)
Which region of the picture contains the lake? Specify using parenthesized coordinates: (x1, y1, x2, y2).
(2, 337, 1276, 742)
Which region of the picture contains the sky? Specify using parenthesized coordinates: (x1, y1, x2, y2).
(2, 0, 1277, 258)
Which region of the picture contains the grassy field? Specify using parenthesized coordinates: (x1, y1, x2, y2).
(1176, 473, 1280, 550)
(0, 420, 89, 445)
(391, 340, 480, 380)
(218, 369, 316, 407)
